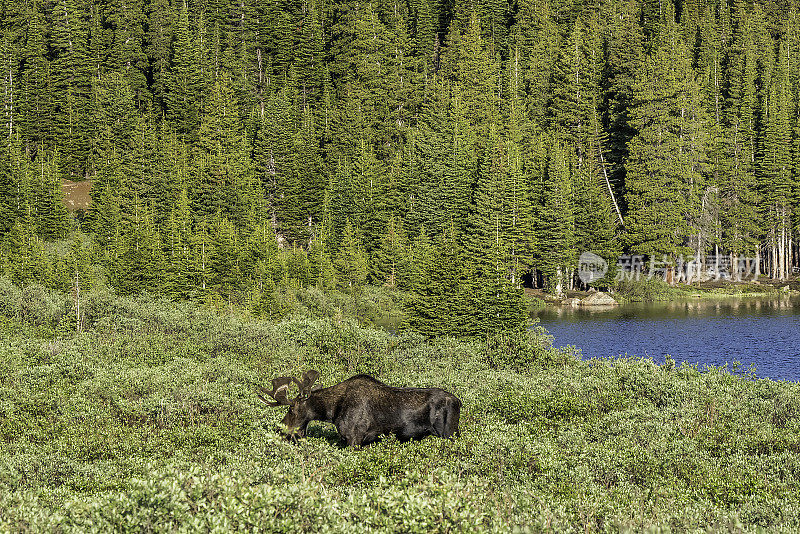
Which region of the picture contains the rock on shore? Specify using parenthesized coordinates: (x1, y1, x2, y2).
(579, 292, 618, 306)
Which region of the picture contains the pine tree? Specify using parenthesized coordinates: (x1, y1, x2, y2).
(334, 218, 368, 291)
(116, 196, 166, 294)
(351, 137, 384, 251)
(31, 150, 70, 240)
(789, 9, 800, 242)
(195, 72, 253, 228)
(17, 0, 50, 148)
(167, 1, 202, 139)
(165, 189, 194, 297)
(480, 220, 527, 334)
(442, 11, 499, 144)
(462, 122, 506, 268)
(758, 43, 793, 279)
(239, 221, 280, 289)
(148, 0, 174, 112)
(403, 225, 440, 335)
(505, 74, 536, 285)
(208, 211, 240, 297)
(516, 0, 559, 129)
(623, 8, 708, 263)
(309, 219, 337, 289)
(51, 0, 93, 177)
(89, 71, 136, 174)
(294, 0, 325, 113)
(253, 87, 296, 235)
(603, 0, 645, 204)
(536, 138, 576, 296)
(370, 215, 408, 287)
(106, 0, 149, 104)
(290, 107, 326, 243)
(720, 11, 761, 260)
(0, 141, 16, 235)
(572, 152, 619, 278)
(549, 15, 603, 160)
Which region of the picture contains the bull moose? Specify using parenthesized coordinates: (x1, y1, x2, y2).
(257, 370, 461, 447)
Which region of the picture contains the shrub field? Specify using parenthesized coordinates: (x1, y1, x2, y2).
(1, 282, 800, 532)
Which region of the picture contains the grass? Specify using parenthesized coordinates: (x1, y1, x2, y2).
(611, 277, 794, 303)
(1, 282, 800, 532)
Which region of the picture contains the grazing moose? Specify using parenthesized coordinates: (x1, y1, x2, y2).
(257, 370, 461, 447)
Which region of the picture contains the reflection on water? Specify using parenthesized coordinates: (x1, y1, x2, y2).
(532, 296, 800, 381)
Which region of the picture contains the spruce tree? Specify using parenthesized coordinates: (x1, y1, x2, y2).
(623, 7, 708, 263)
(106, 0, 149, 104)
(334, 218, 368, 291)
(536, 138, 576, 296)
(17, 0, 50, 148)
(167, 1, 202, 139)
(51, 0, 93, 177)
(370, 215, 409, 287)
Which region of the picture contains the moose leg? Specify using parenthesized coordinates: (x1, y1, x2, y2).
(337, 414, 369, 448)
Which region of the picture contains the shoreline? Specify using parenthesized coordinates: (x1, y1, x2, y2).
(527, 279, 800, 306)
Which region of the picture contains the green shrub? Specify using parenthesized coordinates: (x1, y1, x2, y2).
(1, 285, 800, 532)
(484, 327, 574, 371)
(614, 277, 675, 302)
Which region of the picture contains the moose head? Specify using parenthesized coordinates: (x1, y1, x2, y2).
(257, 370, 321, 440)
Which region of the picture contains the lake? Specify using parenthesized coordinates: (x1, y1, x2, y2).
(533, 295, 800, 382)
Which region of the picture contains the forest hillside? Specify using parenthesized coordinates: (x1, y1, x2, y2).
(1, 0, 799, 333)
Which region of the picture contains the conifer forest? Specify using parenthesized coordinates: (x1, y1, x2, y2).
(5, 2, 800, 531)
(1, 0, 800, 334)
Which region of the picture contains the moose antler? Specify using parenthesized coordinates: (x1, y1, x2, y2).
(257, 371, 321, 406)
(256, 376, 294, 406)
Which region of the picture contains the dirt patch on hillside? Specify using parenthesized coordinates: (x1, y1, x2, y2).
(61, 179, 92, 211)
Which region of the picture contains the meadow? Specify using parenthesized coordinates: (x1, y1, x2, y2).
(1, 280, 800, 532)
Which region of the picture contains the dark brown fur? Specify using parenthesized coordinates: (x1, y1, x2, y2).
(261, 373, 461, 448)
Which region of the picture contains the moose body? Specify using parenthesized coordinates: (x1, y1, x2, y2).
(258, 372, 461, 447)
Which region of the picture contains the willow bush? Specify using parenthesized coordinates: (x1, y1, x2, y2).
(1, 283, 799, 532)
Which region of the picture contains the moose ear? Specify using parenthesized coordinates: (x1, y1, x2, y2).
(302, 370, 320, 390)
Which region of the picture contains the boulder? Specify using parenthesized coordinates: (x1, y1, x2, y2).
(579, 292, 618, 306)
(562, 297, 582, 306)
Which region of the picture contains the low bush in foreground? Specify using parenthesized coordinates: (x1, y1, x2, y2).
(1, 286, 799, 532)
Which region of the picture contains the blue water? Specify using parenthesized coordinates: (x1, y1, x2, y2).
(533, 296, 800, 382)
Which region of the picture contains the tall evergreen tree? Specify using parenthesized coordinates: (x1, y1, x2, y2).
(371, 214, 409, 287)
(623, 7, 708, 264)
(335, 218, 368, 291)
(51, 0, 93, 177)
(536, 138, 576, 296)
(167, 1, 202, 139)
(17, 0, 50, 148)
